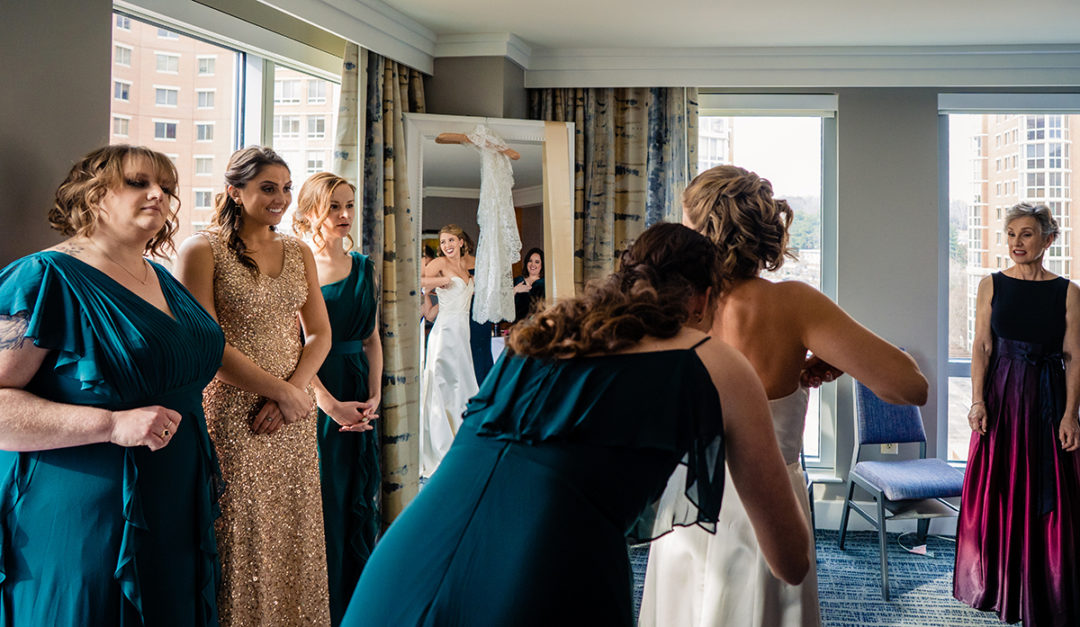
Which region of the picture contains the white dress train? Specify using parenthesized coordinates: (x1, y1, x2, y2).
(639, 386, 820, 627)
(419, 276, 479, 477)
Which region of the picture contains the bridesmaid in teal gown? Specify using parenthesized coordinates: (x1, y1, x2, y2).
(0, 145, 225, 626)
(295, 173, 383, 626)
(341, 224, 812, 626)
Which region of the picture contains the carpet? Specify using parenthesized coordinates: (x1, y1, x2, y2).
(630, 530, 1016, 626)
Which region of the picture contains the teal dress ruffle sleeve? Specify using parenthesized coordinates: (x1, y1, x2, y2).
(342, 346, 725, 626)
(317, 252, 380, 626)
(0, 252, 225, 627)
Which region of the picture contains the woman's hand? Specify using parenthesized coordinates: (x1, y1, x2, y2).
(251, 401, 285, 435)
(1060, 416, 1080, 452)
(513, 282, 532, 294)
(799, 354, 843, 388)
(274, 381, 314, 424)
(110, 406, 182, 451)
(338, 395, 380, 433)
(968, 401, 989, 435)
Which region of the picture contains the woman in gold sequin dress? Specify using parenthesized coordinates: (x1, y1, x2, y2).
(177, 146, 332, 625)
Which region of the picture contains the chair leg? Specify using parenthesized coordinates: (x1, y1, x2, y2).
(808, 481, 816, 531)
(877, 498, 890, 601)
(838, 479, 856, 549)
(916, 518, 930, 543)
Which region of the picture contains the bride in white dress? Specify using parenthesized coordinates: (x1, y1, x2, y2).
(419, 225, 478, 478)
(639, 165, 929, 627)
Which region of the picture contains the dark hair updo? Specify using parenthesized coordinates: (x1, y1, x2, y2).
(211, 146, 290, 273)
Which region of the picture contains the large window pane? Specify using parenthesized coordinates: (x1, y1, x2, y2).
(110, 13, 241, 247)
(948, 113, 1079, 461)
(698, 115, 825, 457)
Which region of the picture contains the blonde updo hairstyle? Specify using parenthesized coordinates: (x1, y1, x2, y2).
(681, 165, 795, 291)
(293, 172, 356, 253)
(49, 144, 181, 257)
(438, 224, 469, 256)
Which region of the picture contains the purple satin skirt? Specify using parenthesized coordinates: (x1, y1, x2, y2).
(954, 337, 1080, 626)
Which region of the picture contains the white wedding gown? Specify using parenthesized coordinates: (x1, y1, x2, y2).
(639, 386, 820, 627)
(420, 276, 479, 477)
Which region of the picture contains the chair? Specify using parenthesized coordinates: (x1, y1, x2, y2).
(837, 380, 965, 600)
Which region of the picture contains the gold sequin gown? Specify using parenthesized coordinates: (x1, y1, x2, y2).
(199, 231, 330, 626)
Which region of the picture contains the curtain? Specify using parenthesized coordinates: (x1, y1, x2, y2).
(334, 43, 426, 526)
(529, 88, 698, 289)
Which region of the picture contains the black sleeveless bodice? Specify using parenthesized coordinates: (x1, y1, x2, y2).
(990, 272, 1069, 346)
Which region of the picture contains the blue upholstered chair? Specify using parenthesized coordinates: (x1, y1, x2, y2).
(837, 380, 965, 600)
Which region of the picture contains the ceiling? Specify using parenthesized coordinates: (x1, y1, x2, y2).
(381, 0, 1080, 49)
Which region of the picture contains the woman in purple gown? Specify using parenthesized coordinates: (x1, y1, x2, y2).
(955, 202, 1080, 627)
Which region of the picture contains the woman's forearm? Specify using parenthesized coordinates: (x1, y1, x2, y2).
(286, 331, 331, 391)
(0, 388, 113, 451)
(215, 343, 294, 402)
(363, 333, 383, 403)
(970, 343, 991, 403)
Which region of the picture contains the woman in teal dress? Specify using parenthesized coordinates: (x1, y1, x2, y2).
(341, 223, 812, 626)
(295, 172, 383, 626)
(0, 145, 225, 626)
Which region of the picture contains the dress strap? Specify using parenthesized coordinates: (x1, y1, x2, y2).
(689, 335, 711, 350)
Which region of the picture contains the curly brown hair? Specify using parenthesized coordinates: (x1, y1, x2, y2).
(682, 165, 795, 291)
(508, 223, 722, 359)
(293, 172, 356, 253)
(211, 146, 290, 274)
(49, 145, 180, 257)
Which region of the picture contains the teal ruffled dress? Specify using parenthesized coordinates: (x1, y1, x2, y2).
(0, 252, 225, 626)
(318, 252, 380, 626)
(341, 345, 726, 626)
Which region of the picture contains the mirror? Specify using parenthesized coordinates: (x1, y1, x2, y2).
(404, 113, 574, 477)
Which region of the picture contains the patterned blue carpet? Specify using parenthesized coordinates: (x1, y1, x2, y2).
(630, 530, 1016, 626)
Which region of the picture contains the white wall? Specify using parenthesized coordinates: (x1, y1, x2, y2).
(0, 0, 113, 264)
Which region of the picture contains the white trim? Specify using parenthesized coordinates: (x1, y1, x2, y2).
(423, 186, 478, 199)
(258, 0, 436, 73)
(434, 33, 532, 69)
(939, 92, 1080, 112)
(698, 93, 838, 116)
(512, 184, 543, 207)
(523, 44, 1080, 88)
(118, 0, 342, 79)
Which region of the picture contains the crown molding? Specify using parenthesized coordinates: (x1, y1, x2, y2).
(258, 0, 436, 73)
(513, 185, 542, 207)
(424, 186, 478, 199)
(522, 44, 1080, 88)
(434, 33, 532, 69)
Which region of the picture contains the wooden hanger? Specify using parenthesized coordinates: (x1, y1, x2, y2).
(435, 132, 520, 160)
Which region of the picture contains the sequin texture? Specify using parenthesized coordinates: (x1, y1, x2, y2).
(200, 231, 330, 626)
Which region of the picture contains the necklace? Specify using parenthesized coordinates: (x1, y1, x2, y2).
(91, 240, 150, 285)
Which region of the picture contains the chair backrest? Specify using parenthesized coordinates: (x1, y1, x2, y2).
(853, 380, 927, 446)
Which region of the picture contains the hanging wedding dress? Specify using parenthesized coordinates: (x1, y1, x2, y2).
(467, 124, 520, 324)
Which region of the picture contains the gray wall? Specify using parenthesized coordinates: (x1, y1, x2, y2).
(424, 56, 528, 119)
(0, 0, 112, 264)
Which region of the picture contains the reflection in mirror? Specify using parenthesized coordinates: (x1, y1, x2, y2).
(404, 114, 574, 478)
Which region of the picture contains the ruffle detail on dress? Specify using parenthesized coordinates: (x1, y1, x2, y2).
(467, 350, 726, 540)
(115, 448, 148, 624)
(0, 254, 111, 397)
(196, 426, 223, 627)
(348, 427, 380, 569)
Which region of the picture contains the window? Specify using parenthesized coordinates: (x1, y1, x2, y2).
(274, 80, 301, 104)
(155, 53, 179, 73)
(114, 45, 132, 67)
(157, 28, 179, 39)
(697, 94, 837, 463)
(112, 116, 130, 137)
(194, 156, 214, 175)
(113, 80, 131, 101)
(306, 151, 325, 174)
(195, 122, 214, 142)
(197, 56, 216, 76)
(274, 115, 300, 138)
(943, 99, 1080, 462)
(307, 115, 326, 139)
(155, 87, 179, 107)
(308, 80, 327, 104)
(197, 90, 215, 109)
(154, 120, 178, 140)
(194, 190, 214, 209)
(115, 14, 131, 30)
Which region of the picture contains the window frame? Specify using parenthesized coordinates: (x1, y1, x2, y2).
(153, 85, 179, 107)
(153, 118, 179, 141)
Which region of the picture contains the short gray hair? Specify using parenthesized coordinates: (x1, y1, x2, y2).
(1005, 202, 1058, 240)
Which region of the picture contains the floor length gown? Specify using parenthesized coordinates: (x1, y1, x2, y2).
(342, 344, 727, 626)
(199, 232, 329, 626)
(317, 252, 380, 626)
(640, 386, 819, 627)
(419, 275, 477, 477)
(954, 272, 1080, 627)
(0, 252, 225, 626)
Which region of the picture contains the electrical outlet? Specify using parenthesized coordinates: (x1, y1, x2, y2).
(881, 443, 898, 454)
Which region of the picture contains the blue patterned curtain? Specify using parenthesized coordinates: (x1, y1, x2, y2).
(334, 44, 425, 525)
(529, 88, 698, 289)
